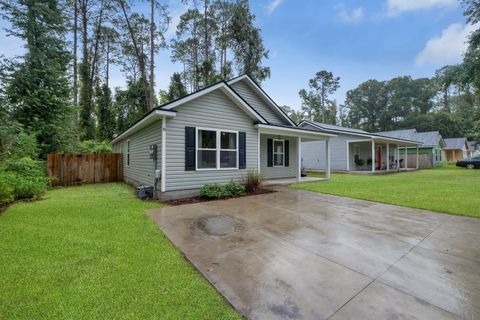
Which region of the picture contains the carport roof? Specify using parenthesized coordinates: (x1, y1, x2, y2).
(299, 120, 420, 145)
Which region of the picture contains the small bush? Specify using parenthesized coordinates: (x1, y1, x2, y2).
(1, 157, 46, 177)
(224, 181, 246, 197)
(242, 170, 262, 193)
(75, 140, 112, 153)
(0, 157, 48, 203)
(354, 158, 365, 166)
(0, 177, 14, 206)
(199, 184, 228, 199)
(199, 181, 245, 199)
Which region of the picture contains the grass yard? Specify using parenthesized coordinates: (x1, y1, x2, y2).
(0, 183, 241, 320)
(292, 165, 480, 217)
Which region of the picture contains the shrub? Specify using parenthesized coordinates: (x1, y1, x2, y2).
(0, 176, 14, 206)
(75, 140, 112, 153)
(199, 181, 245, 199)
(354, 158, 365, 166)
(0, 157, 48, 202)
(224, 181, 245, 197)
(199, 184, 228, 199)
(242, 170, 262, 193)
(1, 157, 46, 177)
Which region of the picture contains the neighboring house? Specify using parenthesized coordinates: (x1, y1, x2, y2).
(299, 120, 420, 173)
(111, 75, 334, 199)
(376, 129, 445, 168)
(443, 138, 470, 161)
(468, 141, 480, 157)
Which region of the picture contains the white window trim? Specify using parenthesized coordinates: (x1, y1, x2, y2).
(195, 127, 239, 171)
(273, 139, 285, 167)
(126, 140, 131, 167)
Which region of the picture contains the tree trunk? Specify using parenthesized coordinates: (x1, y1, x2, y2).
(118, 0, 152, 110)
(204, 0, 208, 62)
(106, 37, 110, 87)
(90, 0, 105, 83)
(73, 0, 78, 143)
(443, 88, 450, 113)
(149, 0, 155, 108)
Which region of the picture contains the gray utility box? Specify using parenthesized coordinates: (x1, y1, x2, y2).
(137, 185, 154, 199)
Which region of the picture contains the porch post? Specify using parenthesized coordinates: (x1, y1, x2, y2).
(371, 139, 375, 173)
(257, 131, 261, 173)
(416, 146, 419, 169)
(297, 136, 302, 182)
(326, 138, 331, 179)
(396, 144, 400, 171)
(386, 143, 390, 171)
(346, 142, 350, 171)
(405, 146, 408, 170)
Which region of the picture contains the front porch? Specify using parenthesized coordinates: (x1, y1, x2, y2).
(347, 137, 420, 173)
(256, 124, 336, 182)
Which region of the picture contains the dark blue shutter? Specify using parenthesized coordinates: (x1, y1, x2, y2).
(239, 132, 246, 169)
(267, 139, 273, 167)
(284, 140, 289, 167)
(185, 127, 196, 171)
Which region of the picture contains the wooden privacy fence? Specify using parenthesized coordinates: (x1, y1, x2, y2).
(47, 153, 123, 187)
(404, 153, 433, 169)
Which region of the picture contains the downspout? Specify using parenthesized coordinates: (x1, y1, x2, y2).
(161, 116, 166, 192)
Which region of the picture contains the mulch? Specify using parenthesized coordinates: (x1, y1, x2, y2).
(163, 188, 275, 206)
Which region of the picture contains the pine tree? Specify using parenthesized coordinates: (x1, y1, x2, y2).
(0, 0, 72, 157)
(96, 83, 115, 141)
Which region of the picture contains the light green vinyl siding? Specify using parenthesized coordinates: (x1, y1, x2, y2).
(230, 80, 288, 125)
(113, 122, 162, 188)
(260, 134, 297, 179)
(165, 90, 258, 191)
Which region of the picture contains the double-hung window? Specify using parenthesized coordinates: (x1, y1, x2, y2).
(273, 139, 284, 167)
(196, 128, 238, 170)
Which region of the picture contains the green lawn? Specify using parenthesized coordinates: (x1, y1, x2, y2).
(0, 183, 241, 320)
(292, 166, 480, 217)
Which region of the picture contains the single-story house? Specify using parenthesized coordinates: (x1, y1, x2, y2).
(468, 141, 480, 157)
(111, 75, 335, 199)
(442, 138, 470, 161)
(376, 129, 445, 168)
(299, 120, 421, 173)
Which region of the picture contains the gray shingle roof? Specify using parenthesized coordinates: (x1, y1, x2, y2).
(444, 138, 468, 150)
(301, 120, 370, 135)
(376, 129, 417, 141)
(376, 129, 443, 147)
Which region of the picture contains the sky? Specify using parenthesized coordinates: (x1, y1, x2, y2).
(0, 0, 471, 110)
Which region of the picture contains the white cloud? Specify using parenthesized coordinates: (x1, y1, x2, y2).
(415, 23, 476, 66)
(387, 0, 457, 14)
(266, 0, 284, 15)
(337, 7, 364, 23)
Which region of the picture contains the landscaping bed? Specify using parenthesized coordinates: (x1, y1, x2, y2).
(164, 188, 274, 206)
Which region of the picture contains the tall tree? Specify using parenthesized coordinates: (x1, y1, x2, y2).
(166, 72, 187, 101)
(298, 70, 340, 124)
(148, 0, 169, 109)
(96, 83, 115, 141)
(345, 80, 387, 131)
(0, 0, 72, 157)
(230, 0, 270, 82)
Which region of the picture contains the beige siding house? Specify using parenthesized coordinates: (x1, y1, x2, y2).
(442, 138, 470, 161)
(112, 75, 334, 199)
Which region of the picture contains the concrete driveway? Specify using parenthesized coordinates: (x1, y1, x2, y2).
(147, 187, 480, 320)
